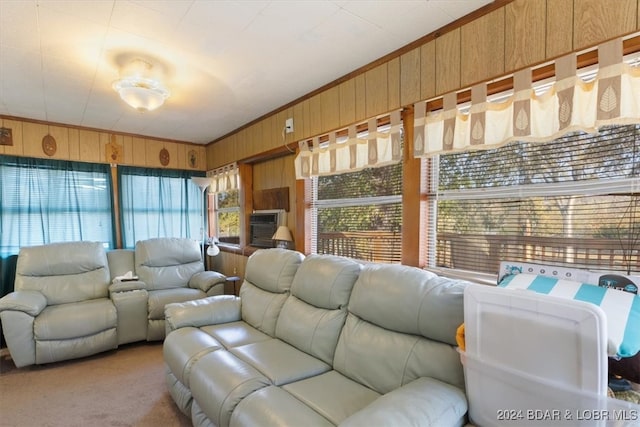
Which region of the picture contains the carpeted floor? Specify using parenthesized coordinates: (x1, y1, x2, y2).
(0, 342, 191, 427)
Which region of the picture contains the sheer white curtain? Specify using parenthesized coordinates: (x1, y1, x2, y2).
(207, 162, 239, 192)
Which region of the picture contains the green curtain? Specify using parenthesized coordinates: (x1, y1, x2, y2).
(0, 155, 114, 295)
(118, 166, 205, 249)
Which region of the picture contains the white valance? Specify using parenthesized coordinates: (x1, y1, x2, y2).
(206, 162, 238, 192)
(414, 37, 640, 157)
(295, 111, 402, 179)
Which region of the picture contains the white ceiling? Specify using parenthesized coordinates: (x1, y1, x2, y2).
(0, 0, 492, 145)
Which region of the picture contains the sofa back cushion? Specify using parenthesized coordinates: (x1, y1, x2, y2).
(14, 241, 111, 305)
(276, 254, 361, 364)
(106, 249, 135, 281)
(240, 249, 304, 336)
(333, 264, 469, 393)
(244, 248, 303, 293)
(135, 238, 202, 290)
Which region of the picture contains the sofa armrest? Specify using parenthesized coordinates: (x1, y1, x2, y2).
(339, 378, 467, 427)
(189, 271, 226, 293)
(0, 291, 47, 316)
(165, 295, 241, 332)
(109, 280, 147, 294)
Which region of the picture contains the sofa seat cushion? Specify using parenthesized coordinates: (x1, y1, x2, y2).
(34, 298, 116, 340)
(282, 370, 380, 425)
(340, 377, 468, 427)
(190, 349, 271, 427)
(164, 327, 223, 386)
(36, 329, 117, 365)
(230, 339, 331, 386)
(148, 288, 206, 320)
(231, 385, 334, 427)
(201, 321, 271, 349)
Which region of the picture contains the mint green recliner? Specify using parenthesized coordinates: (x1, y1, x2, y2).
(0, 241, 118, 367)
(109, 237, 226, 342)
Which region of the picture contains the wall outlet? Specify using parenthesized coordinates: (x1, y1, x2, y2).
(285, 118, 294, 134)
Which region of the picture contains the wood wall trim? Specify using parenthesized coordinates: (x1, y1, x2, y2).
(0, 114, 199, 147)
(111, 166, 122, 248)
(239, 163, 253, 248)
(295, 179, 309, 253)
(400, 106, 420, 267)
(0, 116, 207, 171)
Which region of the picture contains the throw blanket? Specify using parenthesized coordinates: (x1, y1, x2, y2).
(499, 273, 640, 359)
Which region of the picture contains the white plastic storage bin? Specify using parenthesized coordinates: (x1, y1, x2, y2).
(461, 285, 640, 426)
(461, 351, 640, 426)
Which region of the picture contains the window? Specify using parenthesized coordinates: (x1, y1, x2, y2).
(213, 188, 240, 244)
(118, 166, 203, 248)
(303, 118, 404, 263)
(0, 156, 114, 256)
(311, 160, 403, 263)
(429, 124, 640, 274)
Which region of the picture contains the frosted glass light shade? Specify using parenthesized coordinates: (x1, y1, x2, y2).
(112, 77, 169, 112)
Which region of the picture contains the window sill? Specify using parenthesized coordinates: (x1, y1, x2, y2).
(216, 244, 268, 257)
(423, 267, 497, 286)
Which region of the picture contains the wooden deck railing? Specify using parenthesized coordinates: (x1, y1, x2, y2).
(317, 231, 639, 273)
(317, 231, 402, 263)
(438, 232, 639, 274)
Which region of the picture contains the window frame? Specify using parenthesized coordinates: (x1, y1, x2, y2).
(212, 188, 241, 246)
(424, 124, 640, 276)
(117, 165, 205, 248)
(308, 122, 404, 263)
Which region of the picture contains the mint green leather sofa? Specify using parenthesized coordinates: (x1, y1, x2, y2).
(164, 248, 470, 426)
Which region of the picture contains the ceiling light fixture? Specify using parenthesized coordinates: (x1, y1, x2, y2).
(112, 59, 170, 112)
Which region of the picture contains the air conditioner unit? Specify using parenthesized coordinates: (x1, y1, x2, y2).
(249, 209, 285, 248)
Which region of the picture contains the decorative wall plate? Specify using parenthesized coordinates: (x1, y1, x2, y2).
(188, 149, 197, 168)
(159, 148, 170, 166)
(106, 135, 123, 163)
(0, 127, 13, 146)
(42, 134, 57, 156)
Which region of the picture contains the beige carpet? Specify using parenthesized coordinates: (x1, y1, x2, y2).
(0, 342, 191, 427)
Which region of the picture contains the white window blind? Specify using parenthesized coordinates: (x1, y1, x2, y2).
(431, 124, 640, 275)
(311, 157, 403, 263)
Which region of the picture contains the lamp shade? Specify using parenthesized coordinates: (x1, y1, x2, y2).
(272, 226, 293, 242)
(206, 244, 220, 257)
(191, 176, 213, 191)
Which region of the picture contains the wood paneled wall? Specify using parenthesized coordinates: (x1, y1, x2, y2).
(206, 0, 639, 168)
(252, 154, 297, 235)
(205, 0, 639, 271)
(0, 117, 206, 171)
